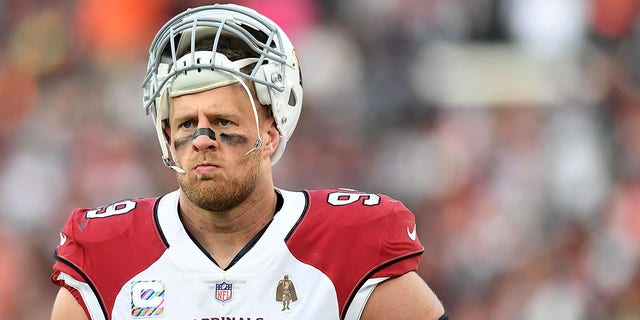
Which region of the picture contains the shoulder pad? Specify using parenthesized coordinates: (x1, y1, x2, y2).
(52, 197, 168, 307)
(59, 198, 159, 245)
(287, 189, 424, 317)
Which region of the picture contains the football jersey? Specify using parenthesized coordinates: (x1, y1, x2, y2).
(52, 188, 424, 320)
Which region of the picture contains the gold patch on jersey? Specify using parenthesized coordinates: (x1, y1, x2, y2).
(275, 274, 298, 311)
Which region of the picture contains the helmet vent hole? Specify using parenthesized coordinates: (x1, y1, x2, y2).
(288, 90, 297, 106)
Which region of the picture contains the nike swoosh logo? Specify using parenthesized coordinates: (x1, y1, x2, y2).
(407, 224, 417, 241)
(59, 233, 67, 246)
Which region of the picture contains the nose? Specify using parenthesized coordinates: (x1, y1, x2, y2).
(192, 127, 218, 151)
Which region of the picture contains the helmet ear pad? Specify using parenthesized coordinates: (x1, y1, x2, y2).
(254, 63, 273, 106)
(252, 62, 301, 165)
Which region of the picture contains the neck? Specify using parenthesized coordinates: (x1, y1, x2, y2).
(178, 183, 277, 269)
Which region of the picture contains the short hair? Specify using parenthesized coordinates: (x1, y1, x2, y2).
(192, 38, 258, 75)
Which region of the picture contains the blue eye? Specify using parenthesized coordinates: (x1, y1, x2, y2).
(180, 120, 194, 129)
(219, 119, 231, 126)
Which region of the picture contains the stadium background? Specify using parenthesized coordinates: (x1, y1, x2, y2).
(0, 0, 639, 318)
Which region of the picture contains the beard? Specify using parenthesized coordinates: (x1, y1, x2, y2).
(176, 152, 261, 212)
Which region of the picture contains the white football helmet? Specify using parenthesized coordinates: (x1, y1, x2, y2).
(142, 4, 303, 170)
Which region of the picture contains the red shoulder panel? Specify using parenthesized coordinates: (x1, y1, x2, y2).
(286, 189, 424, 318)
(51, 197, 167, 319)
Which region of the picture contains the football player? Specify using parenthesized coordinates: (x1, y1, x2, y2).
(50, 4, 447, 320)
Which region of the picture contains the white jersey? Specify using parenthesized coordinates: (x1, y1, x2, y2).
(52, 189, 424, 320)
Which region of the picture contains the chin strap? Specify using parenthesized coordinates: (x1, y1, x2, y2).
(156, 90, 186, 174)
(232, 74, 263, 156)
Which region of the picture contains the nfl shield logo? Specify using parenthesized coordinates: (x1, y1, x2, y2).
(215, 282, 233, 303)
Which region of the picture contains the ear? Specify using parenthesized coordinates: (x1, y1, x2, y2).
(262, 118, 280, 159)
(162, 120, 173, 145)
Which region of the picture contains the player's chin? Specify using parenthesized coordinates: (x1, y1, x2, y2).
(179, 171, 220, 188)
(193, 173, 221, 182)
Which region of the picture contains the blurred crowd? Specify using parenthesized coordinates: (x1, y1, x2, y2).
(1, 0, 640, 319)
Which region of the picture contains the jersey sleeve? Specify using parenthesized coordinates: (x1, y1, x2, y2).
(51, 206, 108, 319)
(52, 206, 96, 287)
(369, 199, 423, 278)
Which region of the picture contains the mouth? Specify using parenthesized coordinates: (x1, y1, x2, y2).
(193, 163, 221, 175)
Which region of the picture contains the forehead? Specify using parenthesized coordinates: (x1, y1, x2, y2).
(169, 83, 253, 119)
